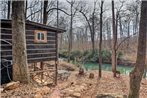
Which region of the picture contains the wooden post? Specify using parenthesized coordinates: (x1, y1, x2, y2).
(33, 63, 36, 71)
(40, 62, 44, 83)
(55, 0, 59, 85)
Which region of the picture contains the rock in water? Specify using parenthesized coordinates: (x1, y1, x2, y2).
(4, 81, 20, 90)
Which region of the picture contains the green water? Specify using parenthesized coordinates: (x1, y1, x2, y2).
(83, 62, 133, 75)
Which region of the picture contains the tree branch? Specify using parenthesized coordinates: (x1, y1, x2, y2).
(47, 8, 70, 16)
(116, 33, 137, 51)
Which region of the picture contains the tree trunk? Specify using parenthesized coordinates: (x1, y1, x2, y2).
(43, 0, 48, 24)
(25, 1, 27, 19)
(7, 1, 11, 19)
(111, 0, 117, 77)
(127, 21, 130, 49)
(92, 11, 95, 53)
(99, 0, 104, 78)
(12, 1, 29, 83)
(119, 15, 123, 42)
(128, 1, 147, 98)
(106, 21, 111, 49)
(79, 10, 94, 52)
(68, 3, 73, 62)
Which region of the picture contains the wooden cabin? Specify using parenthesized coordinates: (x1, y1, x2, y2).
(1, 19, 65, 84)
(1, 19, 65, 63)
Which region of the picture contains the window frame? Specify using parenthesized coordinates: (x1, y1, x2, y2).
(34, 30, 47, 43)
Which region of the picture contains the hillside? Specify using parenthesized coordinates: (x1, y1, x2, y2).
(1, 70, 147, 98)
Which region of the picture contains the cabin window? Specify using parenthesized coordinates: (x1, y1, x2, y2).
(34, 30, 47, 43)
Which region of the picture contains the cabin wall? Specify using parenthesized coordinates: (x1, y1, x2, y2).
(1, 23, 57, 63)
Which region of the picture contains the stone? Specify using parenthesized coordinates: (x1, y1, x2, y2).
(79, 67, 84, 75)
(0, 88, 4, 92)
(66, 89, 74, 94)
(35, 86, 50, 95)
(15, 96, 21, 98)
(74, 87, 82, 92)
(50, 88, 61, 98)
(65, 97, 73, 98)
(40, 86, 50, 95)
(32, 87, 40, 93)
(96, 93, 125, 98)
(72, 92, 81, 98)
(89, 73, 94, 79)
(79, 85, 85, 91)
(34, 93, 43, 98)
(4, 81, 20, 90)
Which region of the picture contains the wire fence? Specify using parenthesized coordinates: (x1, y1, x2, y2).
(1, 39, 13, 84)
(1, 59, 12, 84)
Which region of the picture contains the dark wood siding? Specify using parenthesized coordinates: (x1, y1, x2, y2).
(1, 24, 57, 63)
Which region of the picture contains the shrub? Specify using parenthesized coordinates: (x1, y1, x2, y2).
(117, 51, 123, 60)
(90, 49, 99, 62)
(59, 49, 123, 63)
(102, 50, 112, 60)
(59, 50, 68, 58)
(70, 50, 83, 60)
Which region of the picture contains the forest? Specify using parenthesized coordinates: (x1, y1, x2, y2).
(0, 0, 147, 98)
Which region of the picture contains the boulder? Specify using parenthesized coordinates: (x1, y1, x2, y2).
(40, 86, 50, 95)
(96, 93, 127, 98)
(4, 81, 20, 90)
(72, 92, 81, 98)
(0, 87, 4, 92)
(34, 86, 50, 95)
(65, 97, 73, 98)
(34, 93, 43, 98)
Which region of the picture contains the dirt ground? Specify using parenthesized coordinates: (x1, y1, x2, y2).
(1, 70, 147, 98)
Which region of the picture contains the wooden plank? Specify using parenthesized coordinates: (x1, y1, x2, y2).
(2, 39, 56, 44)
(1, 45, 12, 49)
(1, 49, 56, 54)
(2, 52, 56, 57)
(1, 56, 12, 60)
(1, 28, 56, 34)
(27, 44, 56, 46)
(1, 33, 12, 36)
(28, 54, 56, 58)
(27, 45, 55, 49)
(1, 43, 56, 46)
(1, 55, 56, 61)
(28, 56, 56, 60)
(28, 57, 56, 63)
(29, 69, 55, 74)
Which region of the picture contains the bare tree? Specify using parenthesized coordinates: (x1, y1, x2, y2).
(12, 1, 29, 83)
(98, 0, 104, 78)
(111, 0, 117, 77)
(128, 1, 147, 98)
(79, 1, 97, 52)
(66, 0, 79, 62)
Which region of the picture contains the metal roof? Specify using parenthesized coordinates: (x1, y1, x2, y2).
(1, 19, 66, 33)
